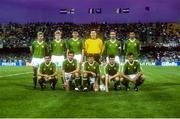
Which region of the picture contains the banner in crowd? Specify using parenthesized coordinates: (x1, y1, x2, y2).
(0, 60, 25, 66)
(0, 61, 180, 66)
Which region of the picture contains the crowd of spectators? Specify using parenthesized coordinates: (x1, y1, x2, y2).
(0, 22, 179, 63)
(0, 22, 179, 48)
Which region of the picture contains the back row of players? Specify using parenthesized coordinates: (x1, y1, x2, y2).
(31, 30, 145, 92)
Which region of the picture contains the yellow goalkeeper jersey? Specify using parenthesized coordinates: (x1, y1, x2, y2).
(85, 38, 103, 54)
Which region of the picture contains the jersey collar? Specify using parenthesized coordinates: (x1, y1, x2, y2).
(109, 63, 116, 67)
(72, 38, 79, 41)
(67, 59, 74, 63)
(129, 38, 136, 42)
(45, 62, 51, 67)
(37, 41, 44, 45)
(55, 39, 62, 43)
(128, 60, 135, 66)
(110, 39, 116, 43)
(88, 61, 95, 66)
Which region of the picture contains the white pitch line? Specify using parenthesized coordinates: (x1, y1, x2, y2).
(0, 72, 32, 78)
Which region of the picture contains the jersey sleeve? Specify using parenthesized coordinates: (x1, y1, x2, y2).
(45, 42, 49, 56)
(84, 39, 88, 54)
(52, 63, 57, 73)
(83, 62, 88, 71)
(96, 63, 100, 74)
(66, 39, 70, 50)
(104, 64, 108, 74)
(62, 60, 66, 70)
(102, 41, 107, 57)
(38, 63, 43, 74)
(122, 63, 127, 74)
(124, 40, 128, 55)
(137, 40, 140, 55)
(117, 63, 121, 72)
(137, 62, 142, 72)
(99, 39, 103, 55)
(81, 39, 85, 49)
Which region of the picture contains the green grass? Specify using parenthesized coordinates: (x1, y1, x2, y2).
(0, 66, 180, 118)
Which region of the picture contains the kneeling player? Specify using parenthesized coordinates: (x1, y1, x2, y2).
(62, 51, 80, 91)
(37, 55, 57, 90)
(101, 55, 122, 92)
(82, 54, 100, 92)
(122, 52, 145, 91)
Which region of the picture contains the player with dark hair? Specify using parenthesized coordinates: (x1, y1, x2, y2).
(82, 54, 100, 92)
(62, 51, 80, 91)
(122, 52, 145, 91)
(124, 31, 140, 61)
(85, 30, 103, 63)
(37, 55, 57, 90)
(101, 54, 122, 92)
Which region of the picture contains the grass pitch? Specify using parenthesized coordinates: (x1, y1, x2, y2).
(0, 66, 180, 118)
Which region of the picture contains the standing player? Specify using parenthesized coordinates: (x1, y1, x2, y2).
(101, 55, 122, 92)
(51, 30, 66, 67)
(85, 30, 103, 63)
(124, 31, 140, 60)
(82, 54, 100, 92)
(103, 30, 121, 63)
(50, 30, 66, 86)
(66, 30, 84, 64)
(37, 55, 57, 90)
(122, 53, 145, 91)
(31, 32, 48, 89)
(62, 51, 80, 91)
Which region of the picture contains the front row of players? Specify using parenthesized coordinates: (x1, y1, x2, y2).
(37, 52, 145, 92)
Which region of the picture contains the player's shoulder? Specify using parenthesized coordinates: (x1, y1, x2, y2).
(73, 59, 78, 63)
(134, 60, 140, 65)
(51, 62, 56, 66)
(32, 40, 37, 44)
(115, 62, 120, 66)
(63, 59, 68, 63)
(97, 38, 103, 41)
(40, 62, 45, 67)
(94, 61, 100, 66)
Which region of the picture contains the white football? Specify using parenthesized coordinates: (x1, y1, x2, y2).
(100, 85, 106, 91)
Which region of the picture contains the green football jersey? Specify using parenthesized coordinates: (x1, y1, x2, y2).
(104, 39, 121, 56)
(62, 59, 78, 73)
(124, 39, 140, 59)
(67, 38, 84, 54)
(51, 40, 66, 56)
(123, 61, 141, 75)
(38, 62, 56, 75)
(83, 61, 100, 74)
(31, 41, 48, 58)
(105, 63, 120, 76)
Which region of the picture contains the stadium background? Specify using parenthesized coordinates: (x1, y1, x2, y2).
(0, 0, 180, 118)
